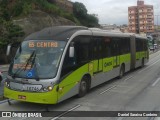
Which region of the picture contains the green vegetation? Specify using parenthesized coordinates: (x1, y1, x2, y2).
(0, 0, 99, 64)
(73, 2, 99, 27)
(0, 0, 99, 56)
(0, 0, 76, 21)
(0, 0, 25, 49)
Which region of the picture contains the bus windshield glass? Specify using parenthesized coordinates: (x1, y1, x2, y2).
(8, 40, 66, 79)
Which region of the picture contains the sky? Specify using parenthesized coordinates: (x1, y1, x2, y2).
(70, 0, 160, 25)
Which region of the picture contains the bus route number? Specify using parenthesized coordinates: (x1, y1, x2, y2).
(29, 42, 58, 48)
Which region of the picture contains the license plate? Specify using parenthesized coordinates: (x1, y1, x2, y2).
(10, 82, 42, 92)
(23, 84, 42, 92)
(18, 95, 26, 100)
(26, 86, 41, 91)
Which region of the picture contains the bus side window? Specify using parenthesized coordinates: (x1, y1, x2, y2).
(119, 38, 124, 54)
(74, 36, 92, 65)
(93, 37, 104, 59)
(127, 38, 130, 52)
(111, 37, 119, 56)
(61, 35, 92, 78)
(136, 38, 142, 52)
(144, 39, 148, 50)
(103, 37, 111, 57)
(61, 48, 77, 77)
(136, 38, 138, 52)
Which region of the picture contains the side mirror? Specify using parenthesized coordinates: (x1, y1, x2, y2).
(6, 44, 11, 56)
(69, 46, 74, 58)
(69, 42, 74, 58)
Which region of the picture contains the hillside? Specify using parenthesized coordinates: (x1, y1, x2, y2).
(13, 10, 76, 36)
(0, 0, 99, 64)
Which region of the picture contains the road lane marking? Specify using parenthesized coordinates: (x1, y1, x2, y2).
(149, 117, 155, 120)
(100, 85, 117, 95)
(149, 55, 160, 63)
(138, 59, 160, 73)
(117, 117, 124, 120)
(154, 117, 160, 120)
(50, 104, 81, 120)
(124, 76, 133, 82)
(152, 78, 160, 87)
(149, 50, 160, 60)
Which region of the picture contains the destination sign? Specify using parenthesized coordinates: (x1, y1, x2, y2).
(29, 41, 58, 48)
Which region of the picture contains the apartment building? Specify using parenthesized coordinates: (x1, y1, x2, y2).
(128, 0, 154, 34)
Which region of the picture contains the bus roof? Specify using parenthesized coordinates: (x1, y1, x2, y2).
(24, 26, 88, 41)
(24, 26, 147, 41)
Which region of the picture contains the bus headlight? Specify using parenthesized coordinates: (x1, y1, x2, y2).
(48, 86, 53, 91)
(43, 86, 53, 92)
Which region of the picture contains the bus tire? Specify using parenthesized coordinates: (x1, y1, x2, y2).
(118, 64, 125, 79)
(78, 76, 88, 97)
(141, 58, 145, 67)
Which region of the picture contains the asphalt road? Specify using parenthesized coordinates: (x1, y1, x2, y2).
(1, 51, 160, 120)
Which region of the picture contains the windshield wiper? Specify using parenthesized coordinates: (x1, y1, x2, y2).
(23, 51, 35, 71)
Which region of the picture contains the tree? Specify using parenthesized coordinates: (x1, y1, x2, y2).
(73, 2, 99, 27)
(0, 21, 24, 48)
(0, 0, 25, 60)
(73, 2, 88, 19)
(87, 14, 99, 27)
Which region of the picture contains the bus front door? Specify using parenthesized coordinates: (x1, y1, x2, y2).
(112, 39, 120, 68)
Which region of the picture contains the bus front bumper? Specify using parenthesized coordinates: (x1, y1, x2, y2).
(4, 86, 58, 104)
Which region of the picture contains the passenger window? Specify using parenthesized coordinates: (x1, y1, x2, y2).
(93, 37, 103, 59)
(61, 35, 92, 78)
(74, 36, 92, 64)
(111, 37, 119, 56)
(103, 37, 111, 57)
(61, 47, 77, 78)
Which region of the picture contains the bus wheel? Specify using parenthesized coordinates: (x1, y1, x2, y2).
(78, 77, 88, 97)
(118, 65, 125, 79)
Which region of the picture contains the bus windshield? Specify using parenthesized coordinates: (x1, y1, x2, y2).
(8, 40, 66, 79)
